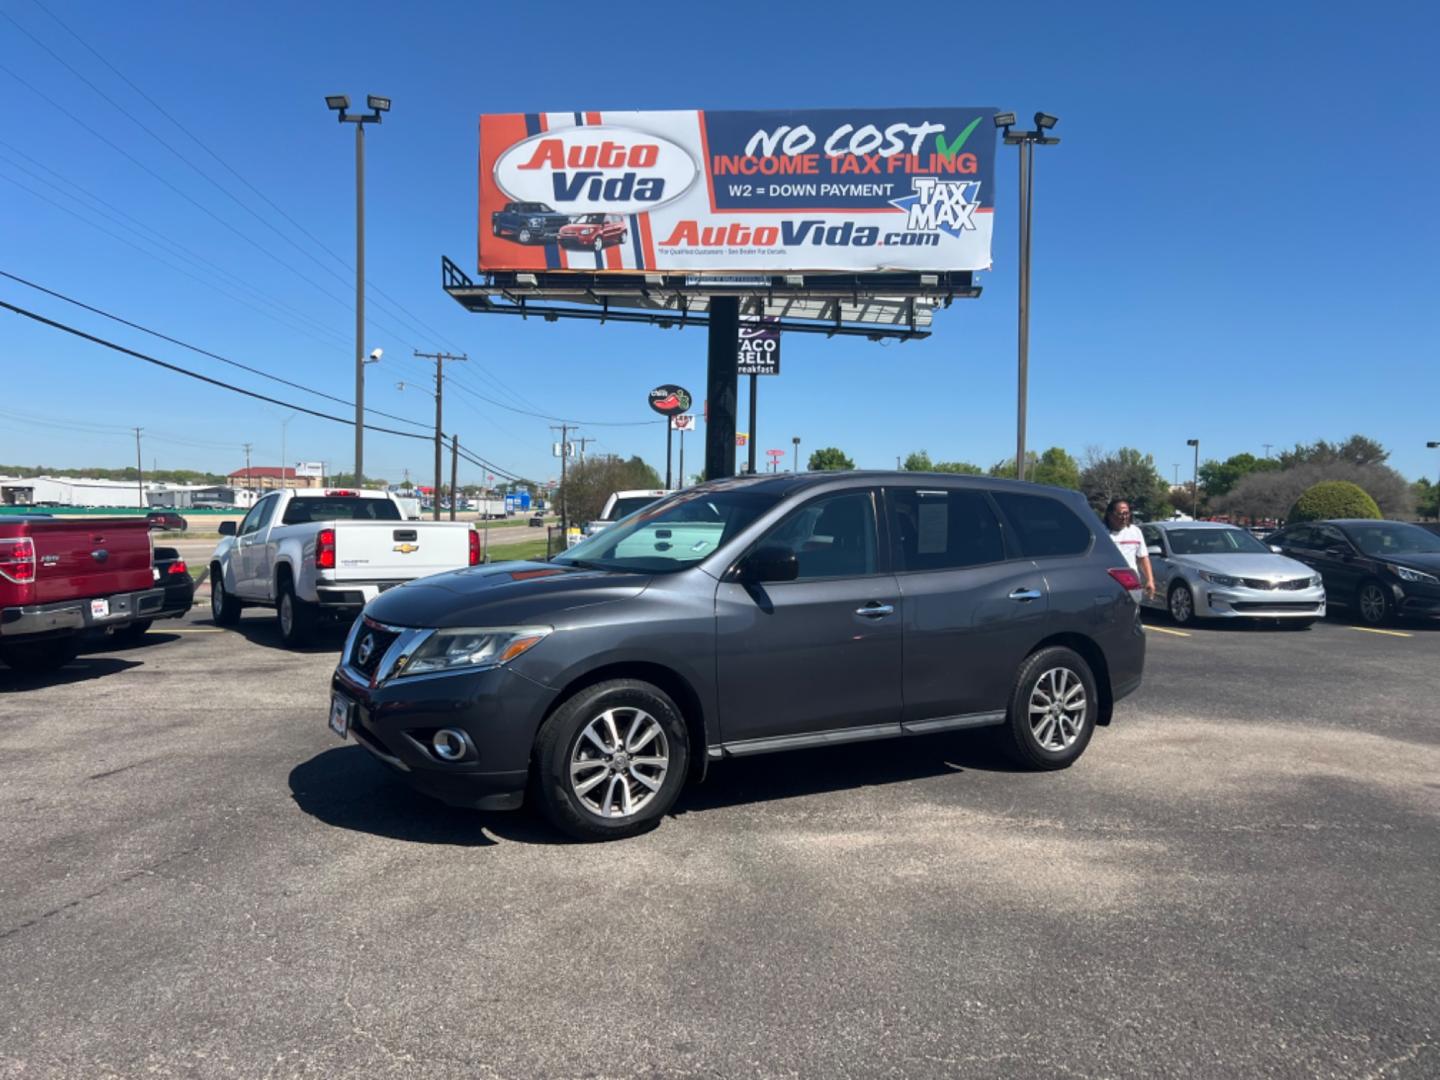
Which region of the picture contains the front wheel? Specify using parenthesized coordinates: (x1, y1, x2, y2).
(1356, 580, 1392, 626)
(518, 227, 533, 244)
(593, 236, 605, 252)
(1168, 581, 1196, 625)
(0, 635, 81, 673)
(999, 647, 1097, 770)
(533, 679, 690, 841)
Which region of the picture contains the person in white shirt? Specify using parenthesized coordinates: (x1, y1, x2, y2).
(1104, 498, 1155, 599)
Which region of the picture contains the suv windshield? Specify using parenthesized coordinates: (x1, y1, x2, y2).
(281, 497, 401, 524)
(1343, 522, 1440, 557)
(556, 490, 778, 573)
(1166, 527, 1269, 555)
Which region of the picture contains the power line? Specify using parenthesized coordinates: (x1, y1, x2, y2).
(0, 270, 433, 432)
(443, 371, 663, 428)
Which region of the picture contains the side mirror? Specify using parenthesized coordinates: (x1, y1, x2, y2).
(218, 520, 237, 537)
(743, 545, 799, 584)
(1269, 544, 1283, 554)
(1146, 545, 1163, 557)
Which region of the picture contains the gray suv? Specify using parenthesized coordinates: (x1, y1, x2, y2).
(329, 473, 1146, 840)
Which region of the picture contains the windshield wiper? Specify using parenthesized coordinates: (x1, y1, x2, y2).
(555, 557, 613, 572)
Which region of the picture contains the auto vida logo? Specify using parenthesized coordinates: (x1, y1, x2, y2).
(494, 126, 699, 214)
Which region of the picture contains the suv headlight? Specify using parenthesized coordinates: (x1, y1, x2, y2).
(399, 626, 551, 676)
(1389, 564, 1440, 585)
(1200, 571, 1242, 588)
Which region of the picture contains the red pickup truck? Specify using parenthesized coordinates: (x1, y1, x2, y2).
(0, 515, 166, 672)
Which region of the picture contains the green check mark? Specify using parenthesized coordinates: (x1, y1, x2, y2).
(934, 117, 983, 158)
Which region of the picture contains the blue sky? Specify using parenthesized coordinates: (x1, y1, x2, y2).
(2, 0, 1437, 489)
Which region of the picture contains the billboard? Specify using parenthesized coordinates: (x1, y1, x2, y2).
(294, 462, 324, 478)
(479, 109, 996, 274)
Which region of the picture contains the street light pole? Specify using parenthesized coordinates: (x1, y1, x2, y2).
(792, 436, 801, 473)
(325, 93, 389, 487)
(995, 112, 1060, 482)
(1428, 442, 1440, 520)
(1187, 438, 1200, 517)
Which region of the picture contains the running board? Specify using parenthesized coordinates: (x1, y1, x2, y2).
(717, 711, 1006, 759)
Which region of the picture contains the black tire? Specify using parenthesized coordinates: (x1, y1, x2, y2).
(1355, 579, 1393, 626)
(1168, 581, 1197, 625)
(533, 679, 690, 841)
(276, 577, 316, 647)
(210, 564, 242, 625)
(998, 646, 1098, 770)
(114, 619, 153, 643)
(518, 227, 533, 244)
(0, 635, 82, 673)
(492, 222, 500, 236)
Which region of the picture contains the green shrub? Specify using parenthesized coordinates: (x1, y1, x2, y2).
(1287, 480, 1381, 523)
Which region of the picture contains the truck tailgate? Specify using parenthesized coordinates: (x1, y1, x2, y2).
(326, 521, 472, 582)
(27, 519, 153, 604)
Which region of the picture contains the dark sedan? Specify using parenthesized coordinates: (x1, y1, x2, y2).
(146, 511, 187, 532)
(115, 545, 196, 641)
(1267, 519, 1440, 625)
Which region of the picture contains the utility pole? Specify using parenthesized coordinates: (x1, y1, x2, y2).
(449, 434, 459, 522)
(573, 436, 596, 464)
(1262, 443, 1273, 459)
(551, 424, 573, 533)
(243, 442, 253, 496)
(1187, 438, 1200, 518)
(280, 413, 295, 491)
(134, 427, 144, 509)
(414, 350, 467, 520)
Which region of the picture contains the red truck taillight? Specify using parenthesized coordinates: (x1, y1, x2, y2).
(0, 537, 37, 584)
(317, 529, 337, 570)
(468, 529, 481, 566)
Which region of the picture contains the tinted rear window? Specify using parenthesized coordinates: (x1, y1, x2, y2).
(889, 488, 1006, 571)
(281, 497, 401, 524)
(992, 492, 1092, 558)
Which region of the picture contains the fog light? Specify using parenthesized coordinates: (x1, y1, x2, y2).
(432, 729, 469, 762)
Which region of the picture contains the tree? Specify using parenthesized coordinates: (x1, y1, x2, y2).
(1278, 434, 1389, 470)
(1287, 480, 1381, 523)
(902, 451, 933, 471)
(932, 460, 983, 475)
(1415, 478, 1438, 521)
(555, 455, 662, 526)
(988, 453, 1036, 480)
(1214, 460, 1414, 521)
(1032, 447, 1080, 489)
(808, 447, 854, 471)
(1079, 447, 1171, 520)
(1197, 453, 1280, 501)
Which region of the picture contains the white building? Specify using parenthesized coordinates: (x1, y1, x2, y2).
(0, 475, 229, 509)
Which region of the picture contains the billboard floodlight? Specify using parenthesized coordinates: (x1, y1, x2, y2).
(1034, 112, 1059, 130)
(993, 112, 1016, 128)
(368, 95, 391, 113)
(325, 94, 350, 111)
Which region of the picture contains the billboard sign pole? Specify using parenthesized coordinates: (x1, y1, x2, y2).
(649, 385, 692, 489)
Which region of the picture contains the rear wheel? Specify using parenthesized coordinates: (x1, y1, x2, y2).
(533, 679, 689, 841)
(1168, 581, 1196, 625)
(276, 578, 316, 647)
(999, 647, 1097, 770)
(1356, 580, 1392, 626)
(0, 635, 81, 673)
(210, 565, 242, 625)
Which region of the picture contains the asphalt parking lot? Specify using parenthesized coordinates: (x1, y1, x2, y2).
(2, 604, 1437, 1078)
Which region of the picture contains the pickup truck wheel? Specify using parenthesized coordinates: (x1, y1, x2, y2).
(210, 566, 242, 625)
(518, 227, 533, 244)
(114, 619, 153, 643)
(276, 580, 316, 647)
(533, 679, 689, 842)
(0, 635, 82, 673)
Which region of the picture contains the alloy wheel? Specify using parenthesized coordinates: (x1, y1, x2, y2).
(1359, 584, 1387, 624)
(519, 228, 532, 243)
(1170, 585, 1194, 624)
(211, 579, 224, 619)
(569, 707, 669, 819)
(1028, 667, 1088, 751)
(279, 593, 293, 636)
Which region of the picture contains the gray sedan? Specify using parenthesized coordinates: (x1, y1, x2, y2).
(1139, 521, 1326, 627)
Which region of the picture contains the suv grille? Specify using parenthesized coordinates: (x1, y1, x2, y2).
(1241, 576, 1312, 591)
(351, 622, 400, 677)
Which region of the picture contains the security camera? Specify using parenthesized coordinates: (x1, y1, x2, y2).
(368, 347, 383, 362)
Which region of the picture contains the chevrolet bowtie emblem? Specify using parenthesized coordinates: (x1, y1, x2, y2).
(393, 543, 420, 554)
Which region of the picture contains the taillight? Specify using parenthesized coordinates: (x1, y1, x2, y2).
(167, 559, 189, 576)
(1108, 567, 1142, 596)
(468, 529, 481, 566)
(317, 528, 337, 570)
(0, 537, 36, 584)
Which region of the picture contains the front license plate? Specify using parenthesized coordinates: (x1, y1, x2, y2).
(91, 598, 110, 619)
(329, 694, 352, 739)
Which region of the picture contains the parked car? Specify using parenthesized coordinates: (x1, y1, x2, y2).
(1, 515, 163, 671)
(558, 213, 628, 251)
(1138, 520, 1325, 627)
(329, 473, 1147, 840)
(115, 545, 196, 642)
(528, 515, 546, 528)
(146, 511, 187, 532)
(210, 489, 479, 647)
(490, 201, 571, 245)
(1267, 519, 1440, 625)
(582, 489, 671, 538)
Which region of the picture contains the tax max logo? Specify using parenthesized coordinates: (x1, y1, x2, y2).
(888, 179, 983, 237)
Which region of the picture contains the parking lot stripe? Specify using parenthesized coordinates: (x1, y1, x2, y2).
(1347, 626, 1413, 639)
(169, 628, 225, 634)
(1147, 626, 1191, 638)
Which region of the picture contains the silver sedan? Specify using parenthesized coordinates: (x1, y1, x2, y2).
(1139, 521, 1326, 627)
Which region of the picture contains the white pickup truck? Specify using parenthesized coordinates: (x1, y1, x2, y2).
(209, 489, 477, 646)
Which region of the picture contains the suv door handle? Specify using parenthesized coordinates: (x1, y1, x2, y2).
(1008, 588, 1042, 602)
(855, 602, 894, 618)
